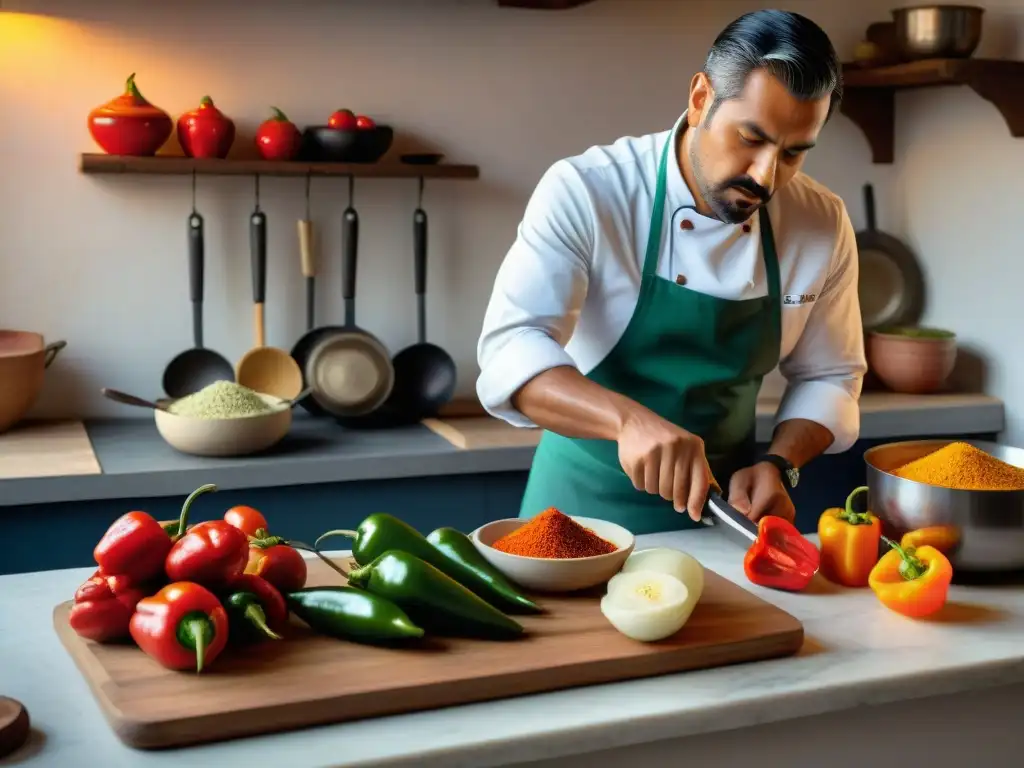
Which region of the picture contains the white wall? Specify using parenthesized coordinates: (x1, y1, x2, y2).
(1, 0, 1021, 441)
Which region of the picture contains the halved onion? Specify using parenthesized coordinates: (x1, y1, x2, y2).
(618, 547, 704, 616)
(600, 570, 691, 642)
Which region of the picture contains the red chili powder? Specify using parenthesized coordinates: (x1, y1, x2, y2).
(492, 507, 617, 559)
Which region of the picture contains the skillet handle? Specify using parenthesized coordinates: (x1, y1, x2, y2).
(863, 184, 876, 232)
(342, 206, 359, 326)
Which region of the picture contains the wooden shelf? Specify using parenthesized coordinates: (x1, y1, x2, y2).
(79, 154, 480, 179)
(497, 0, 595, 8)
(840, 58, 1024, 164)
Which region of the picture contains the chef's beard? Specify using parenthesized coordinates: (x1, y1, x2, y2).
(689, 129, 772, 224)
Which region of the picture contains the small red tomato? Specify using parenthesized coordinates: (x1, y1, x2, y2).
(224, 505, 269, 537)
(246, 540, 308, 593)
(355, 115, 376, 130)
(328, 108, 357, 130)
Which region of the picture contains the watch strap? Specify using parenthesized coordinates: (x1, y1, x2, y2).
(758, 453, 799, 490)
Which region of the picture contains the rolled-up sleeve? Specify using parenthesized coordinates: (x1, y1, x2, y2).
(775, 200, 867, 454)
(476, 160, 595, 427)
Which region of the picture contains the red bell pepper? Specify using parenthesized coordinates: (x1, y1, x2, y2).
(165, 519, 250, 587)
(244, 528, 308, 593)
(129, 582, 229, 673)
(219, 573, 289, 644)
(68, 571, 147, 643)
(93, 483, 215, 583)
(743, 515, 821, 591)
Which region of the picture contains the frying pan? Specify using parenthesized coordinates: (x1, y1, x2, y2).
(304, 178, 395, 418)
(389, 194, 456, 419)
(856, 183, 925, 330)
(290, 177, 332, 417)
(162, 195, 233, 398)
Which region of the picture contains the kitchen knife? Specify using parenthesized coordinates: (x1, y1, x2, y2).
(700, 491, 759, 549)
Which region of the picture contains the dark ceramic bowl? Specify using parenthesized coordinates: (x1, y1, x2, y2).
(301, 125, 394, 163)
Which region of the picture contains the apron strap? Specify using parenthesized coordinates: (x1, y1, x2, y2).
(641, 133, 672, 279)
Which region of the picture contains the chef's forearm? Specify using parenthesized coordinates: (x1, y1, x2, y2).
(768, 418, 835, 469)
(511, 366, 646, 442)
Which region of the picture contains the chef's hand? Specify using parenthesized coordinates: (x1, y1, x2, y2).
(617, 410, 714, 521)
(728, 462, 796, 524)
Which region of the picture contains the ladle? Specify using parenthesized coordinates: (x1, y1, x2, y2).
(162, 171, 233, 397)
(235, 175, 304, 399)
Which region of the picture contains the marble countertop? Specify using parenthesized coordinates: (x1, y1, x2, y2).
(0, 392, 1006, 507)
(4, 529, 1023, 768)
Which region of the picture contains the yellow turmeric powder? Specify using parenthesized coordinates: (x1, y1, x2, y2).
(892, 442, 1024, 491)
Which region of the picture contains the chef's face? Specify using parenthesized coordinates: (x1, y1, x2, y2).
(685, 69, 830, 223)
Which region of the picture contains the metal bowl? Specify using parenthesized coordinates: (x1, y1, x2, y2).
(864, 439, 1024, 571)
(891, 5, 984, 61)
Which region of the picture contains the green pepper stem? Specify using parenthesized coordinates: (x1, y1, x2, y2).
(286, 540, 350, 579)
(250, 527, 286, 550)
(125, 72, 144, 100)
(244, 604, 281, 640)
(200, 95, 213, 106)
(837, 486, 873, 526)
(881, 535, 927, 581)
(171, 484, 217, 542)
(269, 106, 290, 122)
(177, 614, 215, 674)
(313, 530, 357, 550)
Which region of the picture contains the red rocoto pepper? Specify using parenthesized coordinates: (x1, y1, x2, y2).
(166, 519, 250, 587)
(176, 95, 235, 159)
(219, 573, 289, 644)
(68, 571, 147, 643)
(743, 516, 821, 592)
(254, 106, 302, 161)
(129, 582, 229, 673)
(93, 484, 216, 583)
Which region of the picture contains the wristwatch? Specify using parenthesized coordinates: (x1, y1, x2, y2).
(758, 454, 800, 490)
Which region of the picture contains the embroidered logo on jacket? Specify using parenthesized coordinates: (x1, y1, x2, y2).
(783, 293, 817, 305)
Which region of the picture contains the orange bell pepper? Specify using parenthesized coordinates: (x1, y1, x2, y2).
(817, 486, 882, 587)
(868, 536, 953, 619)
(900, 525, 961, 556)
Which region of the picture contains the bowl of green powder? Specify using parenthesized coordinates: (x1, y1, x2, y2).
(155, 380, 293, 457)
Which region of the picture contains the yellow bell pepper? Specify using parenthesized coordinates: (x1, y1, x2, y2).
(869, 537, 953, 619)
(817, 486, 882, 587)
(900, 525, 961, 556)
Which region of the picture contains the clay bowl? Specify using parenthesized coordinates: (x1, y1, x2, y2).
(867, 326, 957, 394)
(153, 393, 293, 458)
(0, 331, 67, 433)
(470, 517, 634, 593)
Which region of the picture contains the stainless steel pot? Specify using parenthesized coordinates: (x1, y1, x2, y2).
(891, 5, 984, 61)
(864, 439, 1024, 571)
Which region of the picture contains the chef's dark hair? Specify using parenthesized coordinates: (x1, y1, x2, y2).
(702, 10, 842, 123)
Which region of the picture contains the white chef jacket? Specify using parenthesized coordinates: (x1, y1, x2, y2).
(476, 114, 867, 454)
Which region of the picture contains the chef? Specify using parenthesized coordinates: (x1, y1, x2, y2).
(475, 9, 867, 535)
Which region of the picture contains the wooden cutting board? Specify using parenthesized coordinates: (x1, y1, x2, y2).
(54, 558, 803, 750)
(422, 416, 542, 449)
(0, 420, 101, 479)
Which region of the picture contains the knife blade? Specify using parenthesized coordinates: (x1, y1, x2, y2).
(700, 491, 759, 549)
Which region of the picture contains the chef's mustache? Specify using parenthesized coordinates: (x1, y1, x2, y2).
(721, 177, 771, 203)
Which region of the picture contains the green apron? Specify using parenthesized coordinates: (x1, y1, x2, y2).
(519, 132, 783, 535)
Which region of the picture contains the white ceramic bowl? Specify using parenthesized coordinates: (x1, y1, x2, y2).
(154, 394, 293, 457)
(470, 516, 635, 593)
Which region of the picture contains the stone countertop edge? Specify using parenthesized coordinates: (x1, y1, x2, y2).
(3, 534, 1024, 768)
(0, 393, 1006, 508)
